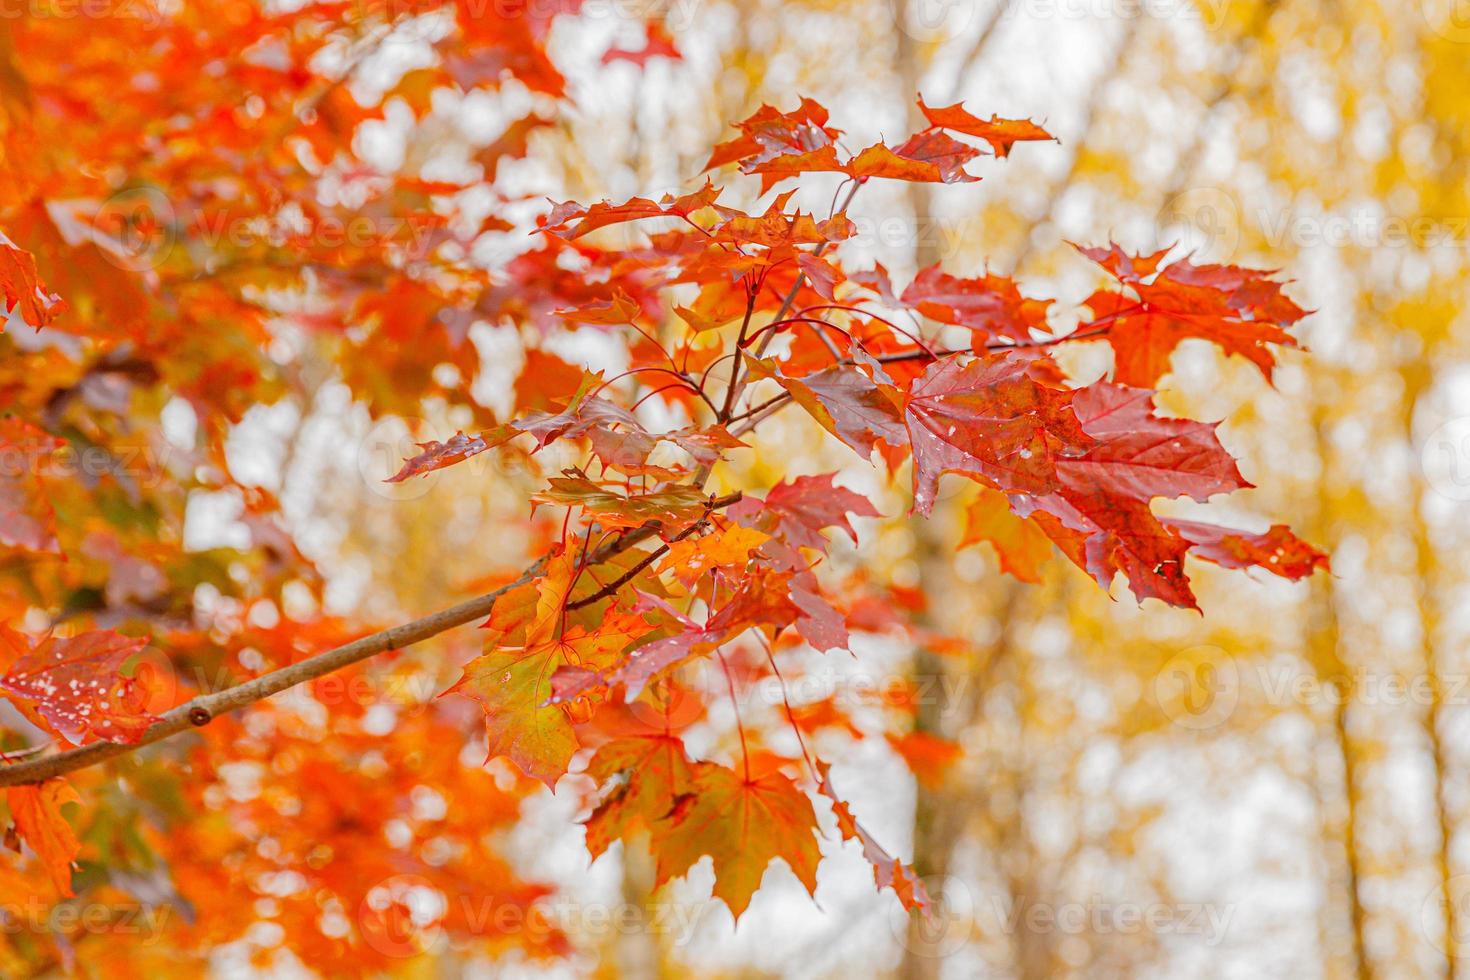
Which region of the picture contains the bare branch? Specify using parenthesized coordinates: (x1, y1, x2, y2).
(0, 495, 743, 788)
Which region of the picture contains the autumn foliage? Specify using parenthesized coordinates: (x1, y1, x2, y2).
(0, 2, 1323, 973)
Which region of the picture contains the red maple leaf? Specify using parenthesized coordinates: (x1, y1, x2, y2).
(0, 627, 158, 745)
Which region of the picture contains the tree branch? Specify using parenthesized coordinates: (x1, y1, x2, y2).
(0, 495, 743, 788)
(753, 179, 862, 361)
(567, 492, 741, 611)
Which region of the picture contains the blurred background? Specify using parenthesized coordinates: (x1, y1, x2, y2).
(8, 0, 1470, 975)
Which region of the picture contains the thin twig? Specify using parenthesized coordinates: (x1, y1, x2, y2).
(566, 492, 743, 611)
(719, 291, 758, 420)
(753, 180, 864, 360)
(0, 500, 736, 788)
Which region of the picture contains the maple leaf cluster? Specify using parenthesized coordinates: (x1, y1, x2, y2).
(382, 97, 1326, 920)
(0, 0, 1325, 965)
(0, 0, 627, 967)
